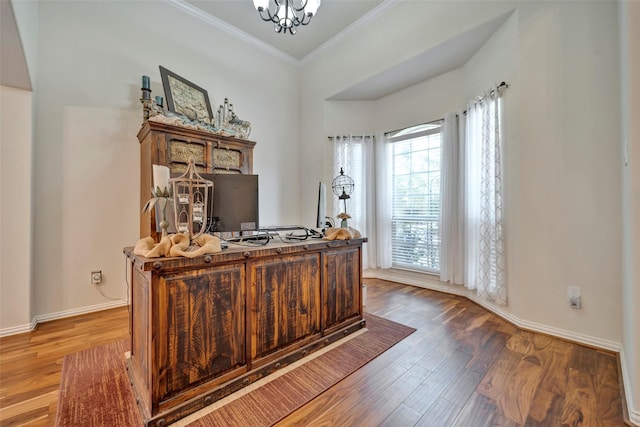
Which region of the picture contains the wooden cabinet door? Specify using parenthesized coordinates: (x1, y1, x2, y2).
(250, 253, 321, 360)
(155, 263, 245, 403)
(323, 246, 362, 332)
(166, 136, 209, 174)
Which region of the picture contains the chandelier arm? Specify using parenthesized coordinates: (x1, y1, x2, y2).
(291, 0, 308, 12)
(257, 7, 278, 23)
(298, 13, 312, 26)
(292, 10, 310, 26)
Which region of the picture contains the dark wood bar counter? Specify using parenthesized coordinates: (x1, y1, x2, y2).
(124, 237, 366, 426)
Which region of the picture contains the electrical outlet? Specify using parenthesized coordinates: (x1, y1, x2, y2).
(91, 270, 102, 285)
(567, 286, 581, 309)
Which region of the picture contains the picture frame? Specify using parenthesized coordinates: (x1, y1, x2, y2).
(159, 66, 213, 123)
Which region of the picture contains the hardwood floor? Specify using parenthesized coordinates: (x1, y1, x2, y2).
(277, 279, 627, 426)
(0, 279, 627, 426)
(0, 307, 130, 426)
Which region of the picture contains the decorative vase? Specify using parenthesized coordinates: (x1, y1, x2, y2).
(160, 219, 169, 240)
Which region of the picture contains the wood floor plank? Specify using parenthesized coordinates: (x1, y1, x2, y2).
(477, 348, 544, 424)
(0, 407, 49, 427)
(402, 371, 448, 415)
(476, 347, 522, 401)
(568, 344, 599, 375)
(415, 397, 462, 427)
(451, 392, 498, 427)
(465, 327, 509, 375)
(561, 369, 598, 426)
(441, 368, 484, 407)
(403, 349, 471, 416)
(537, 345, 571, 396)
(381, 403, 422, 427)
(502, 359, 544, 424)
(359, 365, 432, 426)
(0, 390, 58, 422)
(595, 352, 624, 426)
(525, 387, 564, 426)
(0, 279, 628, 427)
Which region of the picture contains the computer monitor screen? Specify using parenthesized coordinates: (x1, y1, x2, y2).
(200, 173, 259, 233)
(316, 182, 326, 228)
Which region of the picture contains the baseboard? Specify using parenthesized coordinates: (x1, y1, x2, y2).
(620, 349, 640, 426)
(364, 268, 621, 351)
(0, 300, 128, 337)
(0, 318, 38, 337)
(34, 300, 128, 324)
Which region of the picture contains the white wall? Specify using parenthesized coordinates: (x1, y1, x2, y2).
(374, 67, 467, 131)
(620, 0, 640, 423)
(30, 1, 300, 318)
(514, 0, 621, 343)
(299, 0, 516, 229)
(0, 86, 33, 332)
(301, 0, 622, 345)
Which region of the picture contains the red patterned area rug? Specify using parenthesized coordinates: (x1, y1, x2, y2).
(55, 314, 415, 427)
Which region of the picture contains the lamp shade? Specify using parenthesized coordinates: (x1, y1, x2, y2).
(278, 3, 296, 28)
(304, 0, 320, 16)
(253, 0, 269, 11)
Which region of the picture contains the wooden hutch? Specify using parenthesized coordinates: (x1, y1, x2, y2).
(137, 119, 256, 241)
(129, 119, 366, 426)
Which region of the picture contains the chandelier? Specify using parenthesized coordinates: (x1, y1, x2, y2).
(252, 0, 321, 35)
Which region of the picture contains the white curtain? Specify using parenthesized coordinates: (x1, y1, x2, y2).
(333, 135, 375, 270)
(464, 85, 507, 305)
(439, 113, 464, 284)
(375, 132, 392, 269)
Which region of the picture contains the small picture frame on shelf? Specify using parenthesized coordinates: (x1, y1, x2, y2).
(159, 65, 213, 123)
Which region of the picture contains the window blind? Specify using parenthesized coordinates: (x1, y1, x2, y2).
(389, 123, 443, 273)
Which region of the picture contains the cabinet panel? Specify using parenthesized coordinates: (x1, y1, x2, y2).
(212, 147, 243, 173)
(156, 264, 245, 402)
(167, 137, 208, 173)
(130, 268, 151, 414)
(250, 253, 321, 360)
(324, 246, 362, 331)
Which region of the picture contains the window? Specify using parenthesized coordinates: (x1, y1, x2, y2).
(387, 122, 443, 273)
(333, 139, 364, 229)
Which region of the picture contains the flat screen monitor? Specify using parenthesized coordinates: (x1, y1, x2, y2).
(316, 182, 326, 229)
(199, 173, 259, 233)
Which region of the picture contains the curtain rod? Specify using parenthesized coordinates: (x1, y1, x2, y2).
(463, 81, 509, 114)
(327, 135, 375, 140)
(383, 118, 444, 138)
(478, 81, 508, 100)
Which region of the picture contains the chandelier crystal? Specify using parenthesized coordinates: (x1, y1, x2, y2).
(253, 0, 321, 35)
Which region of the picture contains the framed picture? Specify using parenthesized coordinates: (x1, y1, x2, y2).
(159, 66, 213, 123)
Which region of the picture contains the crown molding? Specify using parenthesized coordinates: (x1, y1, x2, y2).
(301, 0, 400, 65)
(161, 0, 301, 67)
(162, 0, 399, 68)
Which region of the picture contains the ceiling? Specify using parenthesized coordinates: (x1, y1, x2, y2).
(184, 0, 386, 61)
(173, 0, 510, 100)
(0, 0, 31, 90)
(2, 0, 510, 101)
(328, 11, 511, 100)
